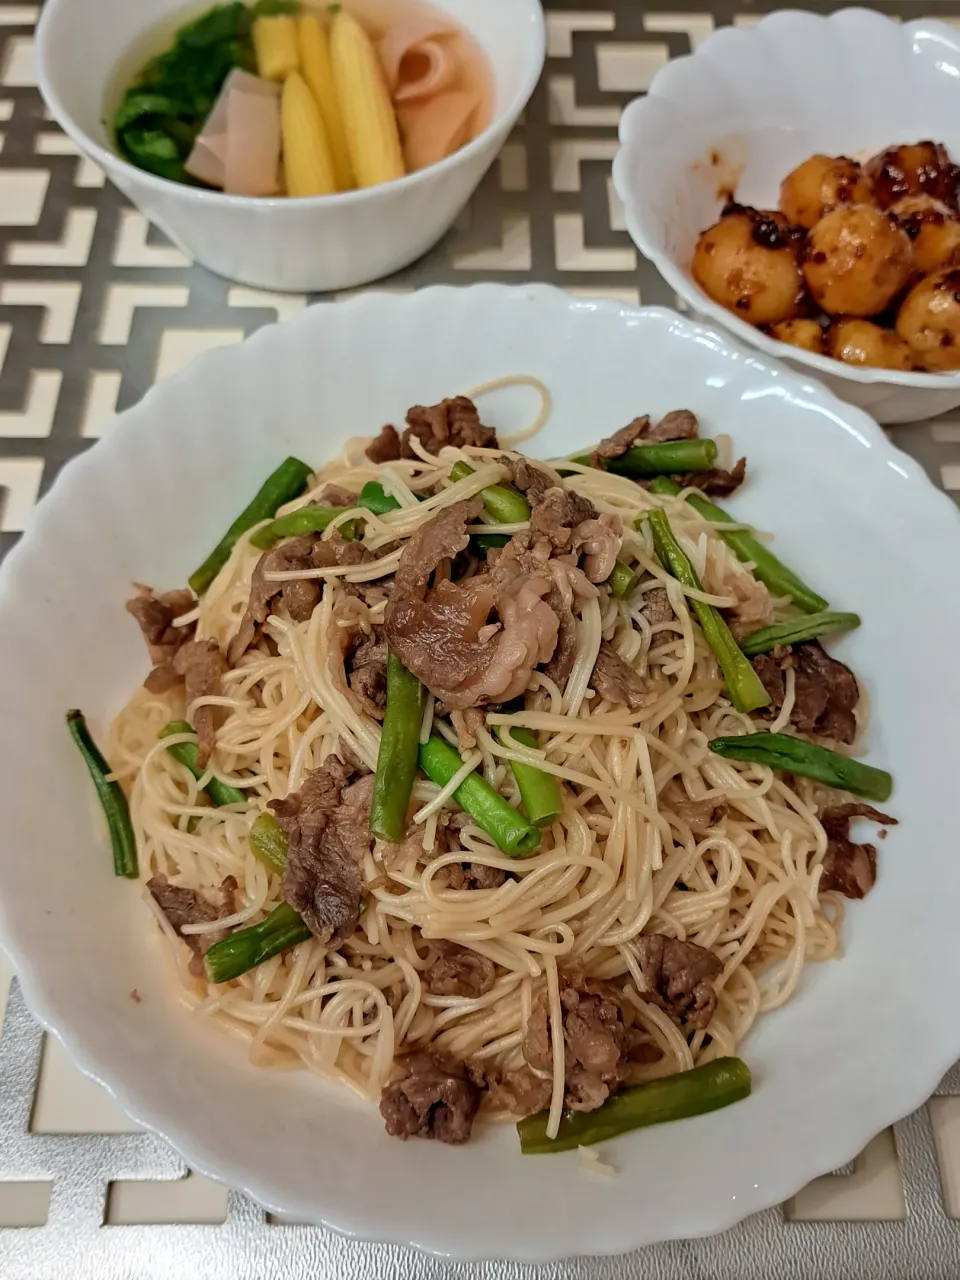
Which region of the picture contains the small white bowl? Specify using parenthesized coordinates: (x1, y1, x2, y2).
(613, 8, 960, 425)
(36, 0, 545, 293)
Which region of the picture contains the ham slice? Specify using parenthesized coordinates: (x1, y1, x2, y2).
(378, 15, 459, 102)
(185, 69, 281, 196)
(397, 90, 479, 172)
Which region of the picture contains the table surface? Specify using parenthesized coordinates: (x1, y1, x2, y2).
(2, 1, 960, 1276)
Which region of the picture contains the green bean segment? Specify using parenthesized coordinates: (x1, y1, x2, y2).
(739, 611, 861, 657)
(419, 736, 541, 857)
(251, 506, 356, 550)
(159, 721, 247, 807)
(67, 710, 139, 878)
(496, 726, 563, 828)
(709, 732, 893, 802)
(204, 903, 311, 984)
(608, 560, 637, 598)
(450, 460, 531, 524)
(249, 812, 288, 876)
(572, 439, 717, 477)
(371, 655, 425, 843)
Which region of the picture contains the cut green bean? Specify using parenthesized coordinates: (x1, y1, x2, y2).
(249, 812, 288, 876)
(371, 654, 425, 843)
(358, 481, 402, 516)
(159, 721, 247, 807)
(204, 903, 311, 984)
(572, 439, 717, 477)
(739, 611, 861, 657)
(189, 456, 312, 594)
(608, 560, 637, 598)
(419, 735, 541, 857)
(649, 477, 828, 613)
(496, 726, 563, 828)
(518, 1057, 751, 1154)
(450, 460, 531, 524)
(709, 732, 893, 802)
(251, 506, 356, 550)
(640, 509, 770, 714)
(67, 710, 138, 879)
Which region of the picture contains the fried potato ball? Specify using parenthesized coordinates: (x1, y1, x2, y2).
(802, 205, 913, 316)
(867, 141, 958, 211)
(692, 207, 805, 327)
(896, 267, 960, 371)
(769, 318, 825, 355)
(779, 155, 874, 229)
(891, 196, 960, 276)
(825, 318, 913, 370)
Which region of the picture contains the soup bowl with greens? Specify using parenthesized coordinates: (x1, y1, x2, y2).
(36, 0, 545, 291)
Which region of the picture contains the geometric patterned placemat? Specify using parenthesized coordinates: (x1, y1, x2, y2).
(2, 1, 960, 1276)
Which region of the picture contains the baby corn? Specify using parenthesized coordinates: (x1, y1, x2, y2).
(330, 9, 405, 189)
(297, 13, 354, 191)
(281, 71, 337, 197)
(253, 15, 299, 82)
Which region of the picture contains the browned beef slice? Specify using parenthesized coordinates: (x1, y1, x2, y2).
(592, 409, 700, 465)
(752, 651, 786, 707)
(485, 1066, 552, 1118)
(344, 631, 388, 720)
(365, 424, 402, 463)
(590, 642, 651, 711)
(380, 1051, 482, 1143)
(402, 396, 497, 458)
(228, 535, 319, 664)
(648, 409, 699, 442)
(437, 862, 507, 891)
(671, 797, 727, 835)
(674, 457, 746, 497)
(642, 586, 675, 626)
(529, 486, 598, 551)
(173, 640, 225, 769)
(270, 755, 372, 946)
(574, 515, 622, 584)
(422, 940, 496, 998)
(311, 534, 369, 570)
(317, 484, 357, 507)
(148, 874, 237, 979)
(126, 586, 196, 690)
(498, 455, 553, 504)
(634, 935, 722, 1029)
(752, 641, 860, 744)
(819, 803, 897, 900)
(522, 963, 628, 1113)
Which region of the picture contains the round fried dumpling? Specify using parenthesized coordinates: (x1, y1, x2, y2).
(896, 268, 960, 371)
(867, 142, 958, 210)
(769, 318, 825, 355)
(803, 206, 913, 316)
(780, 155, 873, 230)
(825, 318, 913, 370)
(692, 207, 804, 327)
(891, 196, 960, 276)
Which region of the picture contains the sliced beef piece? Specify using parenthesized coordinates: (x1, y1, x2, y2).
(385, 500, 560, 709)
(530, 486, 598, 552)
(450, 706, 485, 752)
(485, 1066, 552, 1118)
(642, 586, 674, 626)
(634, 935, 722, 1029)
(498, 454, 554, 504)
(523, 962, 629, 1113)
(439, 862, 507, 890)
(648, 409, 700, 442)
(270, 754, 372, 947)
(344, 630, 388, 720)
(126, 586, 196, 691)
(819, 803, 897, 900)
(752, 640, 859, 744)
(380, 1051, 483, 1143)
(674, 457, 746, 497)
(148, 874, 237, 979)
(671, 797, 727, 835)
(573, 514, 622, 584)
(422, 940, 496, 998)
(539, 552, 598, 688)
(728, 584, 773, 641)
(365, 424, 402, 463)
(402, 396, 497, 458)
(589, 641, 651, 711)
(591, 410, 700, 466)
(317, 484, 357, 507)
(311, 534, 369, 571)
(173, 640, 225, 769)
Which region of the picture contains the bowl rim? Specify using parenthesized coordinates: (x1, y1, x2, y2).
(35, 0, 546, 212)
(612, 6, 960, 389)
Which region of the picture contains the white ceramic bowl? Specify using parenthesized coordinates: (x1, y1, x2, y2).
(1, 285, 960, 1259)
(36, 0, 545, 293)
(613, 8, 960, 425)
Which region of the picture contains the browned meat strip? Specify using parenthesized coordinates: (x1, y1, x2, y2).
(311, 534, 369, 570)
(365, 424, 402, 463)
(317, 484, 357, 507)
(485, 1066, 552, 1118)
(752, 651, 786, 706)
(173, 640, 225, 769)
(343, 629, 388, 720)
(819, 803, 897, 900)
(422, 940, 496, 998)
(385, 501, 560, 709)
(675, 457, 747, 497)
(127, 586, 196, 691)
(752, 641, 859, 744)
(148, 874, 237, 979)
(439, 862, 507, 890)
(648, 409, 699, 442)
(498, 454, 554, 504)
(634, 935, 722, 1029)
(591, 410, 700, 466)
(590, 642, 651, 711)
(728, 585, 773, 641)
(270, 754, 372, 947)
(380, 1051, 483, 1143)
(642, 586, 674, 626)
(573, 514, 622, 584)
(530, 486, 598, 551)
(523, 963, 629, 1113)
(402, 396, 497, 458)
(671, 797, 727, 835)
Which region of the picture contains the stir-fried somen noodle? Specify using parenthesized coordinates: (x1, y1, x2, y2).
(96, 385, 892, 1150)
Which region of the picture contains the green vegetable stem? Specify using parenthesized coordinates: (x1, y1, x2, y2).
(649, 478, 828, 614)
(709, 732, 893, 802)
(370, 655, 425, 844)
(419, 736, 541, 857)
(251, 507, 356, 550)
(518, 1057, 752, 1154)
(450, 461, 531, 524)
(608, 560, 637, 599)
(571, 439, 717, 477)
(640, 509, 770, 715)
(249, 812, 288, 876)
(188, 456, 312, 595)
(739, 611, 861, 657)
(159, 721, 247, 807)
(357, 481, 402, 516)
(204, 902, 311, 984)
(496, 727, 563, 829)
(67, 710, 139, 879)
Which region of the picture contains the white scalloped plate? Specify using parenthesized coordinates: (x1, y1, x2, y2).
(0, 286, 958, 1260)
